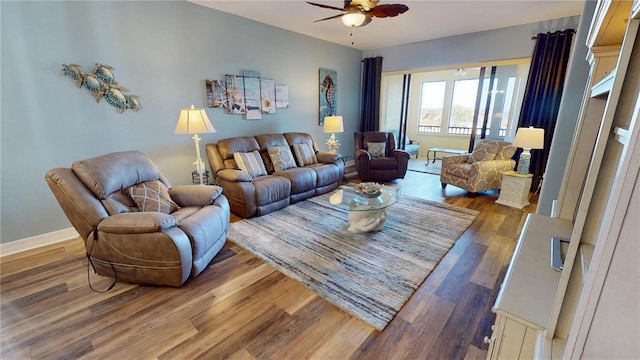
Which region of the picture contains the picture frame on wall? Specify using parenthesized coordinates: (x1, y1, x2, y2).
(275, 84, 289, 109)
(260, 78, 276, 114)
(205, 79, 226, 108)
(225, 75, 245, 114)
(319, 68, 337, 126)
(243, 77, 262, 120)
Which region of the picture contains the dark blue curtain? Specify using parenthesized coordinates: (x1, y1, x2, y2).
(517, 29, 575, 190)
(359, 56, 383, 132)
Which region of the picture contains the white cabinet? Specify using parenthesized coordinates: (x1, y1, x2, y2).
(486, 214, 572, 360)
(488, 1, 640, 359)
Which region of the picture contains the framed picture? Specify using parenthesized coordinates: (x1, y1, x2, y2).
(260, 78, 276, 114)
(243, 77, 262, 120)
(319, 68, 337, 125)
(205, 79, 226, 108)
(225, 75, 245, 114)
(275, 84, 289, 109)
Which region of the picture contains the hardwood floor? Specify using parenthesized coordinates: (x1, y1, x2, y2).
(0, 169, 536, 359)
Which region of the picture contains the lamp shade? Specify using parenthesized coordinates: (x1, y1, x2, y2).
(513, 126, 544, 149)
(323, 116, 344, 133)
(174, 105, 215, 134)
(341, 12, 366, 27)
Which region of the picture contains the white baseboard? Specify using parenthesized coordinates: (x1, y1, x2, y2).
(0, 228, 79, 257)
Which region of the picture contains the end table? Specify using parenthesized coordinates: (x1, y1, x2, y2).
(496, 171, 533, 209)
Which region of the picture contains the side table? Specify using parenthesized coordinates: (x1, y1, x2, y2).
(496, 171, 533, 209)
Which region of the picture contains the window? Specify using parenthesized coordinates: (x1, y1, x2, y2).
(448, 79, 485, 135)
(418, 81, 446, 133)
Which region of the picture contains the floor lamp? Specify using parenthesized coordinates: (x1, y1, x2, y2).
(174, 105, 216, 185)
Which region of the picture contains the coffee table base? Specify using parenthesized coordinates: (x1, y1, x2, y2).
(347, 209, 387, 233)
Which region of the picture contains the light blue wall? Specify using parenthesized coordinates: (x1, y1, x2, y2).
(0, 1, 363, 243)
(364, 16, 581, 72)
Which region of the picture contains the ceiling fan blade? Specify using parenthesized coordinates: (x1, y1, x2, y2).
(306, 2, 346, 12)
(313, 13, 346, 22)
(371, 4, 409, 18)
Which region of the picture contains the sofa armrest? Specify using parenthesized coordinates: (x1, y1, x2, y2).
(442, 154, 470, 167)
(97, 212, 177, 234)
(215, 169, 253, 182)
(391, 149, 410, 161)
(316, 151, 342, 164)
(472, 159, 515, 173)
(355, 149, 371, 161)
(169, 185, 223, 207)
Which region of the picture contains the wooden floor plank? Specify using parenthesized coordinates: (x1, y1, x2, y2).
(0, 170, 534, 359)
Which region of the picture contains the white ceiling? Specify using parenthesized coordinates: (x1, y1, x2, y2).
(188, 0, 585, 50)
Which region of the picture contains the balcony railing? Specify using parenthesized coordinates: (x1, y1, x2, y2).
(418, 125, 507, 137)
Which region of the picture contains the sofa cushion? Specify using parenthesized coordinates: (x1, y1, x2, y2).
(267, 146, 297, 172)
(468, 142, 500, 163)
(234, 150, 267, 177)
(128, 180, 179, 213)
(306, 163, 340, 187)
(292, 143, 318, 166)
(275, 167, 317, 194)
(367, 142, 386, 157)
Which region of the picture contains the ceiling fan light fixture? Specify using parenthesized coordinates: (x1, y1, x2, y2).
(341, 12, 366, 27)
(454, 68, 467, 76)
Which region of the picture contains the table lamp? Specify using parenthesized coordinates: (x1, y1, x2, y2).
(323, 115, 344, 153)
(175, 105, 216, 185)
(513, 126, 544, 175)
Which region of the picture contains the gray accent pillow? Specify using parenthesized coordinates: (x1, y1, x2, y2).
(234, 150, 267, 177)
(292, 143, 318, 166)
(367, 142, 386, 158)
(267, 146, 298, 172)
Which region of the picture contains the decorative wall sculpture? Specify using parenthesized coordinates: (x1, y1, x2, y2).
(61, 63, 141, 113)
(319, 68, 337, 126)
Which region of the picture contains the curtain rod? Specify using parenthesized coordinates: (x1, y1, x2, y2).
(531, 29, 576, 40)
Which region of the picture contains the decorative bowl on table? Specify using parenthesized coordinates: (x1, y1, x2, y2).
(354, 182, 383, 198)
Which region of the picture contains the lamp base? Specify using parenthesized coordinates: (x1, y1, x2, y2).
(517, 149, 532, 175)
(327, 133, 340, 153)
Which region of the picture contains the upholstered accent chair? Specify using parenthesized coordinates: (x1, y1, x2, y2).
(440, 139, 516, 193)
(45, 151, 230, 287)
(354, 131, 410, 182)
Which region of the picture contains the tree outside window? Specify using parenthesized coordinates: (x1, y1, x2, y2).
(418, 81, 446, 133)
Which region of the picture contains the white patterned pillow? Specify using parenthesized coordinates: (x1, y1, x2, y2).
(367, 142, 386, 158)
(292, 143, 318, 166)
(234, 150, 267, 177)
(267, 146, 297, 172)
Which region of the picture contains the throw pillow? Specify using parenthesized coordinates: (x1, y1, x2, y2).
(367, 142, 386, 158)
(292, 143, 318, 166)
(267, 146, 297, 172)
(234, 150, 267, 177)
(128, 180, 179, 213)
(468, 142, 500, 163)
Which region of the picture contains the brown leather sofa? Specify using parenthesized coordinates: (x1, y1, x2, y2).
(45, 151, 230, 287)
(354, 131, 410, 182)
(206, 132, 344, 218)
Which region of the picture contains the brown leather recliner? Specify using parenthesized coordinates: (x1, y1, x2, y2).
(354, 131, 410, 182)
(45, 151, 230, 287)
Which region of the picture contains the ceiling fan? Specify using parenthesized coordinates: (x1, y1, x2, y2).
(307, 0, 409, 28)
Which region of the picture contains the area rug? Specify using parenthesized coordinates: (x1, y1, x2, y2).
(226, 190, 478, 331)
(408, 158, 441, 175)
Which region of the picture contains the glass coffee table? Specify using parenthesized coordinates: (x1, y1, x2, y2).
(329, 185, 400, 233)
